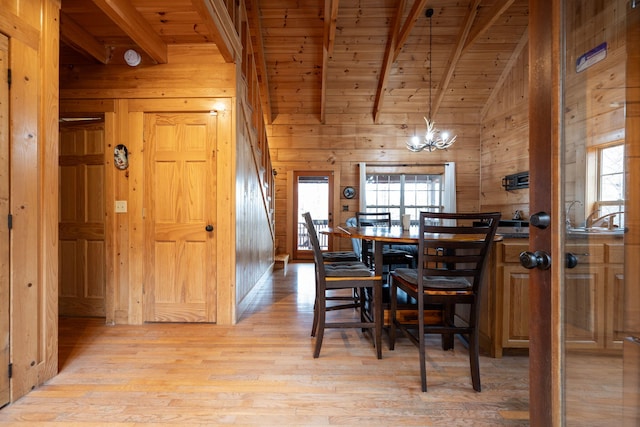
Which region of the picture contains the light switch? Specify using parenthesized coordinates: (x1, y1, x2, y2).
(115, 200, 127, 213)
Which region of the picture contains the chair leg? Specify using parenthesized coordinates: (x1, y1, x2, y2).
(374, 282, 382, 359)
(469, 329, 481, 392)
(311, 295, 318, 337)
(441, 303, 454, 350)
(418, 300, 427, 392)
(313, 292, 326, 358)
(389, 277, 397, 351)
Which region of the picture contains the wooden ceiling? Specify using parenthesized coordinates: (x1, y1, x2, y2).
(59, 0, 529, 124)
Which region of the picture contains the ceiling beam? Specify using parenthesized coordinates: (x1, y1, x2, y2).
(431, 0, 482, 118)
(245, 0, 273, 124)
(373, 0, 406, 123)
(60, 12, 110, 64)
(321, 0, 339, 124)
(90, 0, 167, 63)
(192, 0, 242, 63)
(463, 0, 516, 53)
(393, 0, 428, 60)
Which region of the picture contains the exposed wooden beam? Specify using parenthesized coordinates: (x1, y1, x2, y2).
(481, 28, 528, 119)
(90, 0, 167, 63)
(60, 12, 110, 64)
(192, 0, 242, 63)
(373, 0, 406, 123)
(393, 0, 428, 60)
(321, 0, 339, 124)
(463, 0, 516, 53)
(431, 0, 481, 118)
(245, 0, 273, 124)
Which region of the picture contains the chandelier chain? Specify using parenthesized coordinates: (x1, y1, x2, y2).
(406, 8, 457, 153)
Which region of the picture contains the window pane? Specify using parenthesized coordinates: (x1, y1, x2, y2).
(600, 174, 624, 201)
(600, 145, 624, 175)
(365, 173, 442, 225)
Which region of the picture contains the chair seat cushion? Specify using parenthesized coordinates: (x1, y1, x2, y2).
(322, 251, 359, 261)
(324, 262, 372, 277)
(393, 268, 471, 290)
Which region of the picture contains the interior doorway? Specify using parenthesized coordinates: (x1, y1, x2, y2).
(292, 172, 334, 260)
(58, 117, 107, 318)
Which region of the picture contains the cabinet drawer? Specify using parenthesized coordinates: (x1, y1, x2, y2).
(500, 242, 529, 263)
(565, 243, 604, 264)
(605, 243, 624, 264)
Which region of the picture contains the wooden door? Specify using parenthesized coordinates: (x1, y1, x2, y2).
(143, 113, 217, 323)
(0, 33, 9, 407)
(58, 119, 106, 317)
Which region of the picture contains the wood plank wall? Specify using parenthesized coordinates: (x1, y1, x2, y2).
(480, 43, 530, 218)
(268, 115, 482, 256)
(480, 0, 627, 225)
(60, 43, 273, 325)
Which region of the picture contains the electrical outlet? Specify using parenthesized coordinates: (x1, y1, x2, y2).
(115, 200, 127, 213)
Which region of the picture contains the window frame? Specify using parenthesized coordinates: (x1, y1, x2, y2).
(587, 141, 625, 227)
(363, 173, 444, 225)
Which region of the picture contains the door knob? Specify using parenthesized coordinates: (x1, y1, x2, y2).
(519, 250, 552, 270)
(205, 225, 214, 232)
(529, 212, 551, 229)
(565, 252, 578, 269)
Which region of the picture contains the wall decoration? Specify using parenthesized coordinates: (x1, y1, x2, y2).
(114, 144, 129, 170)
(576, 42, 607, 73)
(342, 186, 356, 199)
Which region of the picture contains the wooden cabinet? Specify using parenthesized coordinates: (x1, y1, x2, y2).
(488, 237, 623, 357)
(563, 242, 606, 349)
(605, 243, 625, 349)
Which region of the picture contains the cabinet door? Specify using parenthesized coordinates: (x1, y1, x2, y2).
(502, 265, 530, 348)
(606, 265, 625, 349)
(564, 265, 606, 349)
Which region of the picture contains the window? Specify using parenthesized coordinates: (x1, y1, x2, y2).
(593, 143, 624, 227)
(364, 174, 442, 225)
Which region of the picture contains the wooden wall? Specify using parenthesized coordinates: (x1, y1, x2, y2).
(60, 43, 273, 326)
(268, 116, 482, 256)
(0, 0, 60, 403)
(480, 0, 628, 224)
(480, 42, 530, 218)
(563, 0, 627, 226)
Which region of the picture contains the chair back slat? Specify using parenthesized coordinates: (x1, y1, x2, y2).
(416, 212, 500, 293)
(356, 212, 391, 227)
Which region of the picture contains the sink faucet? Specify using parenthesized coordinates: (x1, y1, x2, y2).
(565, 200, 582, 229)
(588, 211, 623, 229)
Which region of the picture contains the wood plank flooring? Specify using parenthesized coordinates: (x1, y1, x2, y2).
(0, 263, 531, 426)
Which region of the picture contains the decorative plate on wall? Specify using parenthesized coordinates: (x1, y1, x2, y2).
(342, 186, 356, 199)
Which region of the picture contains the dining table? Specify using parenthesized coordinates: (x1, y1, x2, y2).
(322, 224, 503, 278)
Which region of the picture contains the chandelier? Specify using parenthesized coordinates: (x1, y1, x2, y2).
(407, 8, 456, 152)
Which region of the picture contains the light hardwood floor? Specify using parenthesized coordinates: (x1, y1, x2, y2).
(0, 263, 530, 426)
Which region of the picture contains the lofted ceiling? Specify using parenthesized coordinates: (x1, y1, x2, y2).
(59, 0, 529, 124)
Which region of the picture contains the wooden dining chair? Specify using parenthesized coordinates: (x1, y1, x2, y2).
(355, 211, 413, 270)
(388, 211, 500, 392)
(303, 212, 383, 359)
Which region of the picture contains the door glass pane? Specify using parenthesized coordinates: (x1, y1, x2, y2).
(296, 175, 329, 252)
(562, 0, 627, 423)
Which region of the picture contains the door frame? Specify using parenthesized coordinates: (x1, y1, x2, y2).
(528, 0, 562, 424)
(0, 33, 10, 406)
(291, 170, 335, 261)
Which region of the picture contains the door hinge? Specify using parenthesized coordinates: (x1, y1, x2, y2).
(7, 69, 11, 87)
(7, 214, 12, 230)
(7, 363, 12, 379)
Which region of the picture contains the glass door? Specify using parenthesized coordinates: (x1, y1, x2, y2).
(293, 172, 334, 260)
(560, 0, 634, 424)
